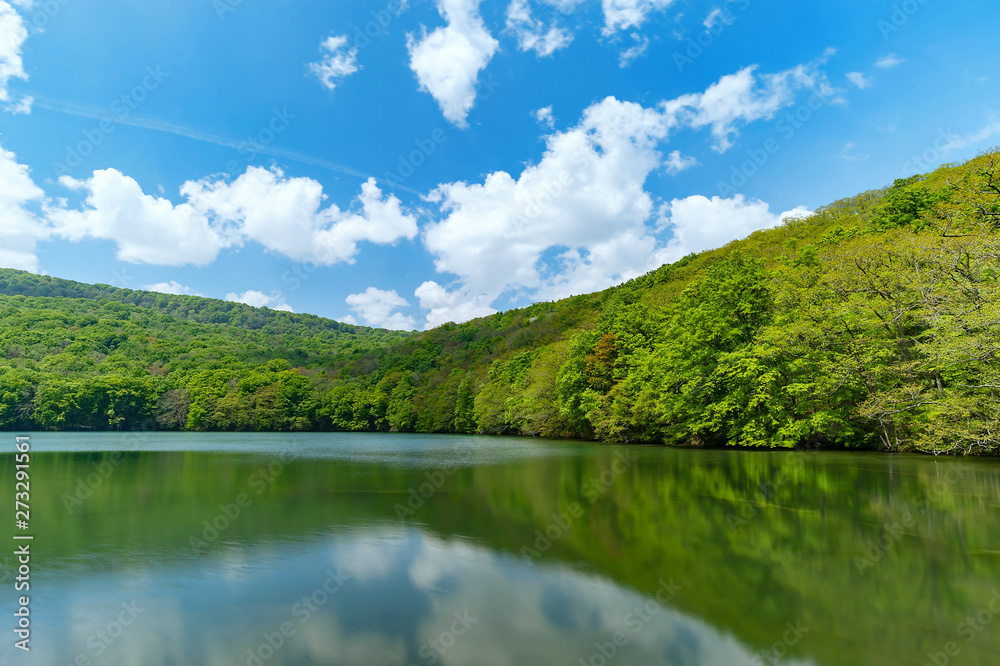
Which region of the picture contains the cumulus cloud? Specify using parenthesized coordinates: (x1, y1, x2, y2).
(506, 0, 574, 57)
(47, 170, 230, 266)
(415, 281, 497, 328)
(424, 96, 668, 295)
(414, 58, 833, 327)
(143, 281, 201, 296)
(663, 149, 698, 174)
(308, 34, 359, 92)
(0, 144, 46, 272)
(533, 105, 555, 128)
(662, 54, 841, 152)
(0, 1, 29, 106)
(225, 289, 294, 312)
(660, 194, 811, 262)
(181, 168, 418, 265)
(344, 287, 416, 330)
(407, 0, 499, 127)
(601, 0, 676, 35)
(44, 166, 417, 268)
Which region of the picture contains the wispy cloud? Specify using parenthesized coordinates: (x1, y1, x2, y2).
(846, 72, 871, 89)
(875, 54, 905, 69)
(941, 118, 1000, 154)
(840, 141, 869, 162)
(29, 95, 421, 195)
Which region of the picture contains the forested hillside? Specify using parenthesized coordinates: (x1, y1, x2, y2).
(2, 150, 999, 455)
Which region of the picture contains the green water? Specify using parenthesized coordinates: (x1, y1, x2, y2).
(2, 433, 999, 666)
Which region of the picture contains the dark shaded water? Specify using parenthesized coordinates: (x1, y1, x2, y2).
(2, 433, 999, 665)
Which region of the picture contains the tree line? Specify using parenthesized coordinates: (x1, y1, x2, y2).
(1, 150, 998, 454)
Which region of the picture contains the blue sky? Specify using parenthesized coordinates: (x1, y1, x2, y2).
(0, 0, 998, 329)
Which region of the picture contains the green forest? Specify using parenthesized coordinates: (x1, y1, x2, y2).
(2, 150, 999, 455)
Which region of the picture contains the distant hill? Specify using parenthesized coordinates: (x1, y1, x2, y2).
(0, 269, 376, 334)
(2, 149, 998, 455)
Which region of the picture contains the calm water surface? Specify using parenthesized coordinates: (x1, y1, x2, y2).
(2, 433, 999, 666)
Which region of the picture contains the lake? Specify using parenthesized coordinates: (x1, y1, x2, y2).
(2, 433, 999, 666)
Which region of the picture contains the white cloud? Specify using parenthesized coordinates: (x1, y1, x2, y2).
(407, 0, 499, 127)
(6, 93, 30, 114)
(45, 166, 417, 268)
(0, 1, 30, 108)
(540, 0, 586, 11)
(703, 7, 731, 30)
(939, 119, 1000, 155)
(601, 0, 676, 35)
(533, 105, 555, 128)
(846, 71, 871, 89)
(617, 33, 648, 67)
(875, 54, 905, 69)
(418, 96, 670, 326)
(48, 170, 229, 266)
(839, 141, 869, 162)
(308, 34, 359, 92)
(345, 287, 416, 330)
(415, 58, 833, 327)
(423, 96, 668, 299)
(506, 0, 574, 57)
(0, 144, 46, 272)
(663, 149, 698, 174)
(225, 289, 294, 312)
(143, 281, 201, 296)
(415, 281, 497, 328)
(660, 194, 812, 262)
(180, 168, 418, 265)
(662, 54, 841, 152)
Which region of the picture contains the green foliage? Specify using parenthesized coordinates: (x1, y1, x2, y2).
(868, 176, 947, 232)
(3, 150, 1000, 453)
